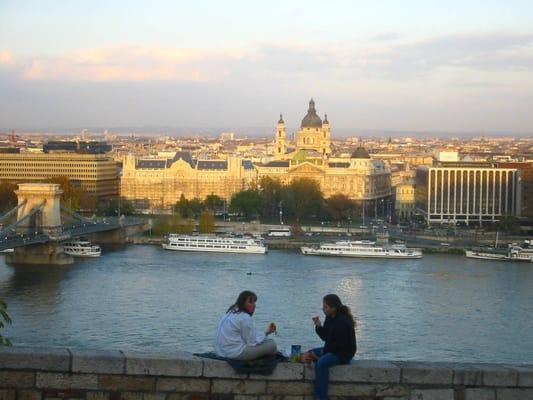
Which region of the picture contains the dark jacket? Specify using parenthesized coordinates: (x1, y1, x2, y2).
(315, 314, 357, 363)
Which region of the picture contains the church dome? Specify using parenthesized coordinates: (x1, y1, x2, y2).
(301, 99, 323, 128)
(351, 147, 370, 159)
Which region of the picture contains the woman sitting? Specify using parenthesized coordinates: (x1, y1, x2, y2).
(214, 290, 277, 360)
(301, 294, 357, 400)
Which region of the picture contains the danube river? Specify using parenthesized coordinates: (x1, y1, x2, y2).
(1, 245, 532, 364)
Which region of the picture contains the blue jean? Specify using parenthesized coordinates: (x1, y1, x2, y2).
(310, 347, 341, 400)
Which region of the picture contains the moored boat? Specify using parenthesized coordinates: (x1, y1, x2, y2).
(162, 234, 267, 254)
(466, 244, 533, 262)
(300, 241, 422, 259)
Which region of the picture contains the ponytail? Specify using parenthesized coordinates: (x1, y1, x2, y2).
(338, 304, 356, 327)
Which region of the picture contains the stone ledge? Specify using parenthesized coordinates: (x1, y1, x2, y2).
(0, 346, 532, 388)
(0, 347, 70, 372)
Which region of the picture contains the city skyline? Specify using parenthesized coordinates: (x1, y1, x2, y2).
(1, 1, 533, 134)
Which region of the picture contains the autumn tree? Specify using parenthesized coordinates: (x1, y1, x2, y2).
(198, 211, 216, 233)
(230, 189, 262, 219)
(0, 182, 17, 213)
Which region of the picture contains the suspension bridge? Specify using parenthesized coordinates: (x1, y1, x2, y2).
(0, 183, 149, 264)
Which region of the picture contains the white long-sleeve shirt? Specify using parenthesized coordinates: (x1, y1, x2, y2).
(214, 311, 266, 358)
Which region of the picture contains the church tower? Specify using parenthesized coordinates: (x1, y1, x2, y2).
(296, 99, 331, 156)
(275, 113, 287, 156)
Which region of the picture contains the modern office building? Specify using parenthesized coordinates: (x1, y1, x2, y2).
(0, 152, 119, 201)
(415, 161, 521, 225)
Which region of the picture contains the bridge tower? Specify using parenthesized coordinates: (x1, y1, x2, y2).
(6, 183, 73, 265)
(15, 183, 63, 236)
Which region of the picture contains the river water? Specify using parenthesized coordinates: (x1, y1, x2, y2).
(1, 245, 532, 364)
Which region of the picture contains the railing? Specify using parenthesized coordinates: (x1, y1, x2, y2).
(0, 216, 146, 251)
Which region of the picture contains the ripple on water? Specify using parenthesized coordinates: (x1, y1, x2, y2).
(1, 248, 533, 363)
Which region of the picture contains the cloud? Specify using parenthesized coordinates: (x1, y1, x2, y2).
(15, 45, 246, 82)
(0, 51, 14, 65)
(4, 32, 533, 86)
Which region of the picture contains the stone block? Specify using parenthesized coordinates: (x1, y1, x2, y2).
(506, 365, 533, 387)
(120, 393, 142, 400)
(71, 349, 125, 375)
(0, 371, 34, 388)
(0, 347, 70, 372)
(464, 388, 496, 400)
(233, 396, 260, 400)
(476, 364, 518, 387)
(202, 359, 247, 379)
(396, 362, 453, 385)
(451, 363, 484, 386)
(167, 395, 209, 400)
(0, 390, 15, 400)
(211, 379, 266, 395)
(330, 360, 401, 383)
(124, 351, 202, 377)
(36, 373, 98, 390)
(156, 377, 210, 392)
(142, 394, 166, 400)
(98, 376, 155, 391)
(265, 381, 313, 396)
(16, 390, 42, 400)
(410, 389, 454, 400)
(42, 389, 84, 398)
(86, 392, 109, 400)
(249, 362, 304, 381)
(495, 388, 533, 400)
(327, 383, 408, 397)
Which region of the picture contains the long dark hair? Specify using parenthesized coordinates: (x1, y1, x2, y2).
(227, 290, 257, 314)
(323, 294, 355, 327)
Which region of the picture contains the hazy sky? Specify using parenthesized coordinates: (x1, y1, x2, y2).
(1, 0, 533, 135)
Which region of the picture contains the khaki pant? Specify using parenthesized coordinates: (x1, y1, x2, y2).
(235, 338, 277, 361)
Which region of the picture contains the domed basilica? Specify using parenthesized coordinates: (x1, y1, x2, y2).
(255, 99, 392, 207)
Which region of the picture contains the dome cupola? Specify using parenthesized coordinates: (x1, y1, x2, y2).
(301, 98, 323, 128)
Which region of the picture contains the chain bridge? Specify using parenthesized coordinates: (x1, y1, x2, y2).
(0, 183, 149, 264)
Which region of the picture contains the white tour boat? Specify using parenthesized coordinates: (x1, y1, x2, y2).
(301, 241, 423, 259)
(162, 234, 267, 254)
(466, 244, 533, 262)
(62, 241, 102, 257)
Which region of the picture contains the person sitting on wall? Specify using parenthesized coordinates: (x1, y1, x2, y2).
(300, 294, 357, 400)
(214, 290, 277, 360)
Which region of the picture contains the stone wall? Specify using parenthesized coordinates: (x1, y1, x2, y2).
(1, 346, 532, 400)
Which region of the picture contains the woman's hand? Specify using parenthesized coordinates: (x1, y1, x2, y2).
(265, 322, 277, 335)
(300, 351, 318, 363)
(312, 316, 322, 327)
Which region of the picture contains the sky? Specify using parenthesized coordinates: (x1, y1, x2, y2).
(1, 0, 533, 135)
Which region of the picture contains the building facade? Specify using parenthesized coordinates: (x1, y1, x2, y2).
(0, 152, 119, 200)
(497, 162, 533, 220)
(120, 152, 256, 211)
(415, 162, 521, 225)
(395, 182, 416, 219)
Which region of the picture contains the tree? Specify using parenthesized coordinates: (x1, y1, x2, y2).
(326, 194, 356, 222)
(49, 176, 85, 210)
(259, 177, 284, 220)
(174, 195, 203, 218)
(0, 300, 12, 346)
(198, 211, 215, 233)
(283, 178, 325, 222)
(97, 198, 134, 216)
(0, 182, 17, 213)
(230, 189, 262, 219)
(204, 194, 224, 212)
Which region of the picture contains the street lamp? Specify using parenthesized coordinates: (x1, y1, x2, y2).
(279, 200, 284, 225)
